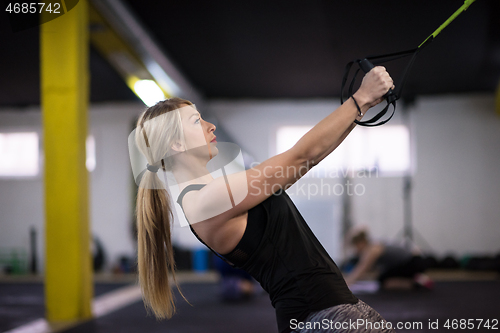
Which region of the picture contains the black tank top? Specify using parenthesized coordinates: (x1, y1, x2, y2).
(177, 184, 358, 333)
(177, 184, 267, 267)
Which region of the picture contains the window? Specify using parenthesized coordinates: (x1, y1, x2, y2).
(0, 132, 96, 177)
(86, 135, 96, 172)
(0, 132, 39, 177)
(276, 125, 410, 177)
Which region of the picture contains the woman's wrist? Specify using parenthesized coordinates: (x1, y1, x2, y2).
(351, 92, 371, 114)
(351, 96, 364, 118)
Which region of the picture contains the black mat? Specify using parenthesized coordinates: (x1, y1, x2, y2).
(60, 281, 500, 333)
(61, 282, 277, 333)
(358, 281, 500, 332)
(0, 282, 130, 332)
(2, 281, 499, 333)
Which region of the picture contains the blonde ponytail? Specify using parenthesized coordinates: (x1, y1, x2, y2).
(134, 98, 194, 319)
(136, 170, 177, 318)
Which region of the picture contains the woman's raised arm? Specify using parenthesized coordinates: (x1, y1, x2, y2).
(183, 67, 393, 224)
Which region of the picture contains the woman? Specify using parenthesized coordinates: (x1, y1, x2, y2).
(345, 227, 433, 290)
(134, 66, 396, 333)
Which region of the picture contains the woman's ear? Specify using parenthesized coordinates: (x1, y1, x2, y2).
(171, 141, 185, 152)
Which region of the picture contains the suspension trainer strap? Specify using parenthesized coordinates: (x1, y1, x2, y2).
(341, 0, 476, 127)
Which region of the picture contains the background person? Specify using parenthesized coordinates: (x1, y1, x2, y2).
(344, 227, 433, 290)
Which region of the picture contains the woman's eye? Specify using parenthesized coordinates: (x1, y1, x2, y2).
(195, 118, 201, 124)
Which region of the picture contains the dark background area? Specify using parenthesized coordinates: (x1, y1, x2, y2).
(1, 0, 499, 107)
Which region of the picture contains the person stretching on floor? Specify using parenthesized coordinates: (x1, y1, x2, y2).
(344, 227, 433, 290)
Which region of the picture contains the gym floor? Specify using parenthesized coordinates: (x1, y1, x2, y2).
(2, 271, 499, 333)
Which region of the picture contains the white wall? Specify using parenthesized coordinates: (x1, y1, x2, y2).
(0, 109, 44, 271)
(88, 102, 144, 270)
(352, 95, 500, 256)
(0, 102, 144, 272)
(411, 95, 500, 256)
(208, 94, 500, 259)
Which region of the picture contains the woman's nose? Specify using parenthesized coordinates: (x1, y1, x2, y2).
(203, 119, 216, 133)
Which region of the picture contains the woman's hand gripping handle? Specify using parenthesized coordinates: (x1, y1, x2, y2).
(352, 59, 395, 115)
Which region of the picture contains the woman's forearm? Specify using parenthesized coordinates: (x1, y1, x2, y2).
(313, 122, 357, 165)
(293, 97, 369, 166)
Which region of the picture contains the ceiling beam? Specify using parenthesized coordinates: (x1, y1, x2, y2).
(88, 0, 204, 106)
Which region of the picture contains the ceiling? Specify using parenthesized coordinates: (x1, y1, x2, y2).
(1, 0, 499, 107)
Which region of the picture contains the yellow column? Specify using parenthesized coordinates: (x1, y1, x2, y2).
(41, 0, 93, 323)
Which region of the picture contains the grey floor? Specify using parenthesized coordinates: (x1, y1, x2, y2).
(2, 280, 500, 333)
(0, 282, 128, 332)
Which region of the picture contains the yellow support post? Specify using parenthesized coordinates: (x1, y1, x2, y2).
(41, 0, 93, 324)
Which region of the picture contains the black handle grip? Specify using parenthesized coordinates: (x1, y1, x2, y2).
(385, 89, 396, 103)
(358, 58, 396, 103)
(359, 58, 374, 73)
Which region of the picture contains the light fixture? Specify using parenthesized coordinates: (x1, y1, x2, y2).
(133, 79, 165, 107)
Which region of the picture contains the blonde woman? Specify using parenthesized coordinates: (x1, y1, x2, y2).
(134, 66, 396, 333)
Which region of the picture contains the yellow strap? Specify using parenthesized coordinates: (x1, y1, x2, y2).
(419, 0, 476, 48)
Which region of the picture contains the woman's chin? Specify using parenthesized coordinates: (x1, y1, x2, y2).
(209, 145, 219, 159)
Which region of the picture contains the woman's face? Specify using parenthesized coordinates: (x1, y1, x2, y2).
(178, 104, 218, 159)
